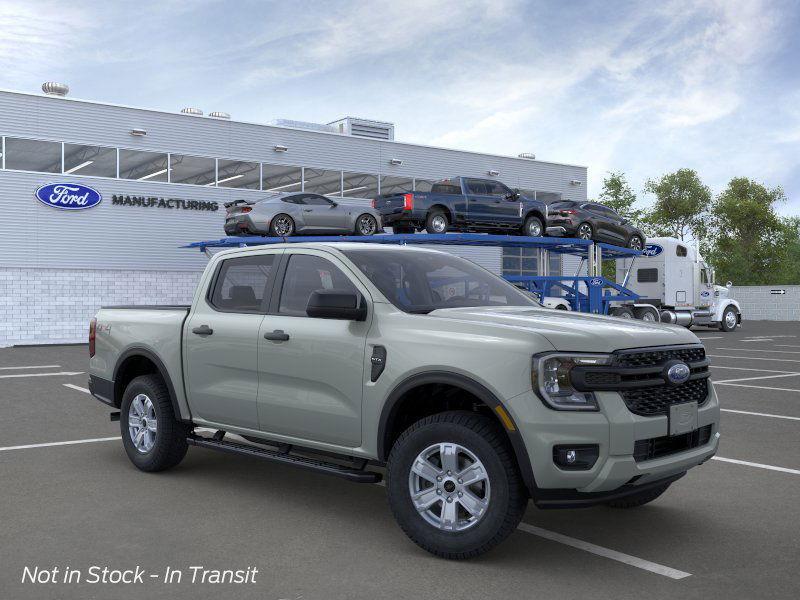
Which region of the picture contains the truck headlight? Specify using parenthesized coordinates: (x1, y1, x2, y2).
(532, 353, 611, 411)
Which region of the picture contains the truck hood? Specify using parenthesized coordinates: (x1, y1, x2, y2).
(426, 306, 699, 353)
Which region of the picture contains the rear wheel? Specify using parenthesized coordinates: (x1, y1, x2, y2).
(521, 215, 544, 237)
(576, 222, 593, 240)
(121, 375, 189, 472)
(627, 235, 644, 251)
(425, 210, 449, 234)
(354, 213, 379, 236)
(611, 306, 635, 319)
(634, 306, 658, 322)
(719, 306, 738, 332)
(269, 214, 295, 237)
(387, 411, 527, 559)
(607, 482, 671, 508)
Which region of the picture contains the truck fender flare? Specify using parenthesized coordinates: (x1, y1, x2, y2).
(377, 371, 536, 494)
(523, 208, 546, 224)
(714, 300, 741, 322)
(113, 347, 188, 422)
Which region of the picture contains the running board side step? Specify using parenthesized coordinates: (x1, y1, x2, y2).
(186, 435, 382, 483)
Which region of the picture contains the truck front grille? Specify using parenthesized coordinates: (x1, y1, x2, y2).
(621, 378, 709, 416)
(633, 424, 713, 462)
(615, 346, 706, 368)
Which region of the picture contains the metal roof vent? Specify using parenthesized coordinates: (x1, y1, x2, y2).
(42, 82, 69, 96)
(518, 152, 536, 160)
(328, 117, 395, 141)
(209, 111, 230, 119)
(180, 107, 204, 116)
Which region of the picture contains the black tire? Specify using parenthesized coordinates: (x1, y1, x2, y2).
(611, 306, 635, 319)
(719, 306, 738, 332)
(425, 209, 449, 234)
(576, 222, 593, 240)
(269, 213, 295, 237)
(392, 224, 416, 234)
(555, 304, 568, 310)
(354, 213, 379, 236)
(120, 374, 189, 472)
(521, 215, 544, 237)
(606, 482, 671, 508)
(634, 306, 658, 322)
(627, 235, 644, 251)
(386, 411, 528, 560)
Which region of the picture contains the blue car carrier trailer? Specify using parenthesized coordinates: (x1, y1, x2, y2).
(185, 233, 644, 317)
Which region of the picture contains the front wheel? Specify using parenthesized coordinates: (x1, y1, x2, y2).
(354, 213, 379, 236)
(425, 210, 449, 234)
(121, 375, 189, 472)
(387, 411, 528, 559)
(576, 222, 593, 240)
(521, 215, 544, 237)
(719, 306, 738, 332)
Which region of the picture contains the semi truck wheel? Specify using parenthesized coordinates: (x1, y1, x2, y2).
(611, 307, 635, 319)
(606, 482, 671, 508)
(720, 306, 738, 332)
(386, 411, 527, 559)
(634, 306, 658, 322)
(120, 374, 189, 472)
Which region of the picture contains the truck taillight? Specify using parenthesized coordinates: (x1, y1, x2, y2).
(241, 207, 252, 213)
(403, 193, 414, 211)
(561, 209, 577, 215)
(371, 199, 377, 209)
(89, 318, 97, 357)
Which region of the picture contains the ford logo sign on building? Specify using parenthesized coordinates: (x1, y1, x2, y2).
(35, 183, 102, 210)
(641, 244, 663, 257)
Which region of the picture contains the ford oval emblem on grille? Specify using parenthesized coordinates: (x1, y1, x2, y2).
(667, 362, 691, 385)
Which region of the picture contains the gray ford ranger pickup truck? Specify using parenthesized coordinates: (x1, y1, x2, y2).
(89, 242, 719, 559)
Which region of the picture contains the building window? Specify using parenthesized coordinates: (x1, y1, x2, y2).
(169, 154, 216, 186)
(379, 175, 413, 195)
(341, 172, 378, 198)
(503, 248, 537, 276)
(119, 149, 169, 182)
(4, 138, 61, 173)
(304, 168, 342, 196)
(262, 163, 302, 193)
(217, 159, 260, 189)
(63, 144, 117, 177)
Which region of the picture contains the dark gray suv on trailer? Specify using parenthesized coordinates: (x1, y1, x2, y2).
(224, 192, 383, 237)
(546, 200, 646, 249)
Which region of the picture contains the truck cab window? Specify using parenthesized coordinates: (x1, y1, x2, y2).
(430, 180, 462, 194)
(209, 255, 275, 313)
(465, 179, 489, 195)
(484, 181, 512, 197)
(278, 254, 358, 317)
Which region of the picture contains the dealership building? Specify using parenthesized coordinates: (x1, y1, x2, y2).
(0, 85, 587, 347)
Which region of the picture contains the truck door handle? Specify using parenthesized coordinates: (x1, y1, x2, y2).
(192, 325, 213, 336)
(264, 330, 290, 341)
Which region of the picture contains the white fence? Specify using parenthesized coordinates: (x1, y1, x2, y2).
(730, 286, 800, 322)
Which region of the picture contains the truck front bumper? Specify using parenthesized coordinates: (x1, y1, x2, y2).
(506, 384, 720, 506)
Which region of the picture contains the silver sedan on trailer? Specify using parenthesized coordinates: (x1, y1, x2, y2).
(224, 192, 383, 237)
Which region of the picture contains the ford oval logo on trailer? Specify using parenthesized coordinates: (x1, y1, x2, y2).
(35, 183, 102, 210)
(588, 277, 603, 287)
(641, 244, 663, 257)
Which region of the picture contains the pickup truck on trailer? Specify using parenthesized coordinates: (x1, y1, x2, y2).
(372, 177, 551, 237)
(89, 242, 719, 559)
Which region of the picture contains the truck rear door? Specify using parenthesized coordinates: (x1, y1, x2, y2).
(183, 251, 282, 429)
(464, 178, 518, 226)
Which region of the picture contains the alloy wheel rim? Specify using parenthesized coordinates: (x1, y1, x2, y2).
(432, 215, 447, 233)
(408, 442, 491, 532)
(725, 311, 737, 328)
(630, 237, 643, 250)
(274, 216, 293, 236)
(358, 215, 376, 235)
(527, 221, 542, 236)
(128, 394, 157, 454)
(578, 225, 592, 239)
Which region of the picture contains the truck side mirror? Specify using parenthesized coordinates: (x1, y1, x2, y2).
(306, 290, 366, 321)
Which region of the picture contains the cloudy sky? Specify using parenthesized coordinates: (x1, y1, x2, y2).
(1, 0, 798, 213)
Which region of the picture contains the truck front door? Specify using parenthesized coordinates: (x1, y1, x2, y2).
(184, 251, 281, 430)
(697, 263, 714, 307)
(256, 250, 368, 447)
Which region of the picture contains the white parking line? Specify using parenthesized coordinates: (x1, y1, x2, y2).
(696, 336, 723, 340)
(712, 456, 800, 475)
(721, 408, 800, 421)
(0, 364, 61, 370)
(713, 382, 800, 393)
(713, 373, 800, 384)
(516, 523, 691, 579)
(715, 348, 800, 354)
(63, 383, 90, 394)
(707, 354, 800, 363)
(0, 437, 120, 453)
(775, 344, 800, 349)
(0, 371, 84, 379)
(710, 365, 798, 373)
(740, 339, 773, 342)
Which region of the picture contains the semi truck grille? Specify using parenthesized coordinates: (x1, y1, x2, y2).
(633, 424, 713, 462)
(621, 378, 709, 416)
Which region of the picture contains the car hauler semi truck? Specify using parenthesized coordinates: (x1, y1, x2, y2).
(612, 237, 742, 331)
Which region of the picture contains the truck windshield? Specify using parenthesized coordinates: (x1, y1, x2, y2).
(342, 249, 539, 314)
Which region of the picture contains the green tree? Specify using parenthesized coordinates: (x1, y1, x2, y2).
(642, 169, 711, 241)
(598, 171, 643, 227)
(705, 177, 793, 285)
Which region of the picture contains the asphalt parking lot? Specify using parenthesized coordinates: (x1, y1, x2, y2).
(1, 321, 799, 600)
